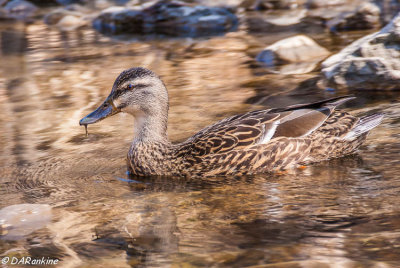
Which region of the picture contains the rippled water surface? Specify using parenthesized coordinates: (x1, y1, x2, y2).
(1, 19, 400, 267)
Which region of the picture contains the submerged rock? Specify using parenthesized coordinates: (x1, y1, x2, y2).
(322, 14, 400, 90)
(93, 1, 238, 37)
(0, 204, 52, 240)
(327, 2, 381, 31)
(0, 0, 37, 21)
(256, 35, 329, 74)
(44, 5, 89, 31)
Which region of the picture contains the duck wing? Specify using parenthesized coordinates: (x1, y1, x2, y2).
(178, 96, 355, 158)
(179, 110, 280, 157)
(270, 95, 356, 138)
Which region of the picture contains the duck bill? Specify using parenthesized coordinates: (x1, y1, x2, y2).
(79, 99, 119, 125)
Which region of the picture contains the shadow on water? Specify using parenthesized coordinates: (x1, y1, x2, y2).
(0, 13, 400, 267)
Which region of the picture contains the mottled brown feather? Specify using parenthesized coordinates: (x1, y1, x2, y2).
(124, 96, 380, 178)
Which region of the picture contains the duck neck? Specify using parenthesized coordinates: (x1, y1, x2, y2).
(132, 111, 169, 144)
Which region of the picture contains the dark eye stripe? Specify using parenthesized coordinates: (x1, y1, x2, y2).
(133, 84, 149, 89)
(113, 83, 150, 99)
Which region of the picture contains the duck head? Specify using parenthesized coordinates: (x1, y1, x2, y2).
(79, 67, 169, 140)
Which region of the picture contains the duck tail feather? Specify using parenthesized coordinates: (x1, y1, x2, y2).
(344, 113, 384, 140)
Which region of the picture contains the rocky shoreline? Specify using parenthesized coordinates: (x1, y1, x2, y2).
(1, 0, 400, 90)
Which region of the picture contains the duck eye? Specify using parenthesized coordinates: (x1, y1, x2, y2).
(127, 84, 133, 90)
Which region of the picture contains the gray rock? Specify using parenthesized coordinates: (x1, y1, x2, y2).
(245, 11, 326, 34)
(192, 0, 243, 8)
(376, 0, 400, 24)
(257, 35, 330, 74)
(1, 0, 37, 21)
(54, 14, 87, 30)
(305, 0, 366, 22)
(322, 14, 400, 90)
(93, 1, 238, 37)
(56, 0, 86, 5)
(264, 8, 307, 26)
(327, 2, 381, 31)
(44, 5, 89, 30)
(306, 0, 347, 9)
(240, 0, 306, 10)
(27, 0, 60, 6)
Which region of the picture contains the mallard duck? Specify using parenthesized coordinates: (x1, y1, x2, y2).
(79, 67, 383, 177)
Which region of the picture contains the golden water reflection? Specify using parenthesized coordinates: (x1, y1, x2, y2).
(0, 20, 400, 267)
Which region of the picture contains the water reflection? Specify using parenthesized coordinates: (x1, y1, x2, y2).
(1, 26, 28, 56)
(0, 19, 399, 267)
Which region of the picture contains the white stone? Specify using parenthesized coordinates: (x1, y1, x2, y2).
(257, 35, 330, 64)
(0, 204, 52, 240)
